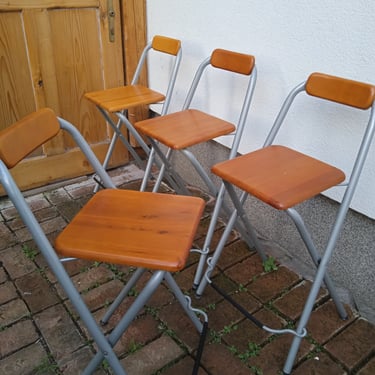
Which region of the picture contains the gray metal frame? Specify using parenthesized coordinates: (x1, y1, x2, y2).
(94, 37, 182, 192)
(140, 52, 267, 289)
(197, 77, 375, 374)
(0, 116, 206, 375)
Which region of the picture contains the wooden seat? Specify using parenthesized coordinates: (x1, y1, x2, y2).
(212, 145, 345, 210)
(55, 189, 204, 271)
(135, 109, 235, 149)
(84, 85, 165, 113)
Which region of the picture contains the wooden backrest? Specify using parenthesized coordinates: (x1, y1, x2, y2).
(0, 108, 60, 168)
(306, 72, 375, 110)
(210, 49, 255, 75)
(152, 35, 181, 56)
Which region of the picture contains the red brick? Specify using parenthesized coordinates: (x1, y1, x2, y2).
(162, 355, 209, 374)
(224, 308, 286, 350)
(216, 239, 254, 271)
(358, 356, 375, 375)
(0, 281, 17, 304)
(0, 320, 39, 357)
(325, 318, 375, 370)
(159, 300, 203, 350)
(247, 266, 301, 303)
(0, 342, 48, 374)
(121, 335, 184, 374)
(307, 300, 354, 344)
(225, 255, 265, 286)
(273, 280, 328, 320)
(15, 271, 59, 313)
(293, 352, 348, 374)
(248, 333, 313, 374)
(35, 304, 86, 362)
(200, 342, 253, 374)
(0, 299, 29, 326)
(1, 246, 37, 279)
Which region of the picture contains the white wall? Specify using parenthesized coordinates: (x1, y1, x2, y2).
(146, 0, 375, 218)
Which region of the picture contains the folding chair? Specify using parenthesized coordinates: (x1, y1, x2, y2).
(84, 35, 182, 190)
(0, 108, 208, 375)
(199, 72, 375, 374)
(134, 49, 267, 286)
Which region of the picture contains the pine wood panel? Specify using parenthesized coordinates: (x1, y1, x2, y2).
(0, 0, 148, 194)
(0, 12, 36, 130)
(0, 1, 99, 10)
(23, 9, 64, 156)
(122, 0, 149, 146)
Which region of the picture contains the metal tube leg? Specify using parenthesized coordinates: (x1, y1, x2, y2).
(100, 268, 146, 325)
(224, 183, 267, 262)
(83, 271, 166, 375)
(152, 147, 173, 192)
(97, 108, 146, 169)
(282, 252, 334, 374)
(287, 209, 347, 320)
(192, 184, 226, 289)
(116, 112, 151, 157)
(181, 149, 218, 195)
(196, 206, 239, 297)
(164, 273, 203, 333)
(140, 148, 156, 191)
(148, 139, 191, 195)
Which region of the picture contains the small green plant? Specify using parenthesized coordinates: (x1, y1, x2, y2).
(145, 305, 159, 317)
(250, 365, 263, 375)
(101, 359, 110, 370)
(22, 244, 38, 260)
(32, 357, 60, 374)
(238, 342, 260, 361)
(128, 339, 143, 353)
(263, 256, 278, 272)
(238, 283, 248, 292)
(228, 345, 238, 354)
(128, 287, 139, 297)
(207, 303, 216, 311)
(209, 329, 222, 343)
(222, 324, 238, 335)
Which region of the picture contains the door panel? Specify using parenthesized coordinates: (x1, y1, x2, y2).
(0, 0, 129, 192)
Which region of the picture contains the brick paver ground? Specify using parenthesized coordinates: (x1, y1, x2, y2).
(0, 163, 374, 374)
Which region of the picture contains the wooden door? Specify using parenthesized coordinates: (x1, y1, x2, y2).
(0, 0, 145, 192)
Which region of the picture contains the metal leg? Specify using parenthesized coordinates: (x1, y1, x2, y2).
(282, 240, 340, 374)
(180, 149, 261, 254)
(83, 271, 166, 375)
(196, 206, 238, 297)
(196, 183, 267, 296)
(147, 138, 191, 195)
(100, 268, 146, 325)
(99, 108, 148, 168)
(192, 184, 226, 289)
(152, 147, 173, 192)
(287, 208, 348, 320)
(164, 272, 204, 333)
